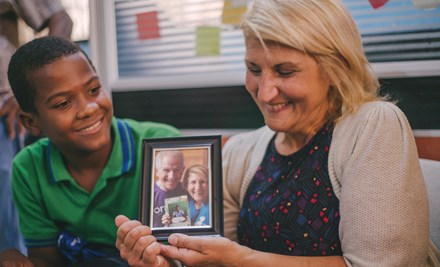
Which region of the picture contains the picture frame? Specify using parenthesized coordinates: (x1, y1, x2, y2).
(140, 135, 223, 241)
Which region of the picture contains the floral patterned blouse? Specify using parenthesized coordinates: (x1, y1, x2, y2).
(237, 123, 342, 256)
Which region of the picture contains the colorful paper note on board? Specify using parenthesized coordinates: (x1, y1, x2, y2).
(136, 11, 161, 40)
(412, 0, 440, 9)
(222, 0, 247, 25)
(368, 0, 389, 9)
(196, 26, 220, 56)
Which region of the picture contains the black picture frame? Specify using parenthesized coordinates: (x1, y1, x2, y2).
(140, 135, 223, 241)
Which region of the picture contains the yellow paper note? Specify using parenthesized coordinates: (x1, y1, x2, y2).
(222, 0, 247, 25)
(196, 26, 220, 56)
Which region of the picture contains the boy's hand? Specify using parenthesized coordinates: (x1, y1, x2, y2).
(115, 215, 173, 267)
(0, 248, 34, 267)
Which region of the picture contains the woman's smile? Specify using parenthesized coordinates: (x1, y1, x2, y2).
(265, 102, 291, 113)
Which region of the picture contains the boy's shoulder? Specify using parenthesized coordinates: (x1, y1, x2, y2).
(12, 137, 49, 170)
(118, 118, 181, 138)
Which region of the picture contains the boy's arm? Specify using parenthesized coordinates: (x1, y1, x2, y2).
(11, 152, 67, 266)
(0, 247, 65, 267)
(28, 247, 67, 267)
(0, 249, 32, 266)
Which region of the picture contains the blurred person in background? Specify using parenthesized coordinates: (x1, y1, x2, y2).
(0, 0, 72, 255)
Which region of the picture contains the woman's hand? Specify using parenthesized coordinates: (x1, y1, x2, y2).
(161, 233, 251, 267)
(161, 234, 347, 267)
(115, 215, 173, 267)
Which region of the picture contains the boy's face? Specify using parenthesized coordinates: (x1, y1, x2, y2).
(23, 52, 113, 154)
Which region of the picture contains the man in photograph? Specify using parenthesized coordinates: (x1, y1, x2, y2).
(153, 150, 187, 227)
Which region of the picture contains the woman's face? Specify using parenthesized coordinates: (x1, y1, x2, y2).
(187, 172, 208, 205)
(244, 38, 331, 135)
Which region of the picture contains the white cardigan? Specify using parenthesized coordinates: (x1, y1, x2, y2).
(222, 101, 439, 266)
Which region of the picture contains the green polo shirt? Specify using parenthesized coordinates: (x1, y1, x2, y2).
(12, 118, 180, 248)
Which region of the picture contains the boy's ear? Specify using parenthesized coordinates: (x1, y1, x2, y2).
(19, 112, 42, 136)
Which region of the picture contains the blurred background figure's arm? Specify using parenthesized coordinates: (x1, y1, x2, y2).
(46, 9, 73, 39)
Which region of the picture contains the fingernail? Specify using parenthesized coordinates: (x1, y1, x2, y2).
(168, 235, 177, 245)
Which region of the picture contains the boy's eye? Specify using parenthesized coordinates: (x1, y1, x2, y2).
(54, 100, 71, 109)
(90, 86, 101, 95)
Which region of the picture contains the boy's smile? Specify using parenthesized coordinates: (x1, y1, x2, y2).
(76, 119, 104, 135)
(24, 52, 113, 156)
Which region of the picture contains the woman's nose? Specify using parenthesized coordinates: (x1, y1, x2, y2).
(257, 73, 278, 102)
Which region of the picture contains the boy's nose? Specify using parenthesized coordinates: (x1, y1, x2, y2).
(77, 101, 99, 118)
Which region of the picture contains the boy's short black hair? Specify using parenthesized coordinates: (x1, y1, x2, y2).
(8, 36, 95, 113)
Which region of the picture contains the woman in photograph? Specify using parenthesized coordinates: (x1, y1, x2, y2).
(161, 164, 210, 227)
(183, 164, 210, 226)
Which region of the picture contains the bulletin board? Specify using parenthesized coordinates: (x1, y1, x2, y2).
(112, 0, 247, 91)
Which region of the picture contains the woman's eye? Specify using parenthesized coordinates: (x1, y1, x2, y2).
(277, 69, 295, 77)
(247, 66, 261, 75)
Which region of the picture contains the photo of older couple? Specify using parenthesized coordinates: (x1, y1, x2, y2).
(151, 149, 211, 229)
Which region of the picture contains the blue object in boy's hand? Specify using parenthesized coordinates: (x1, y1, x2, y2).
(57, 230, 106, 263)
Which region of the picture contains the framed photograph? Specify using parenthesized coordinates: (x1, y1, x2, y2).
(140, 135, 223, 241)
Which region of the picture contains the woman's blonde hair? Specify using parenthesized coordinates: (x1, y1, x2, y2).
(182, 164, 209, 190)
(240, 0, 384, 121)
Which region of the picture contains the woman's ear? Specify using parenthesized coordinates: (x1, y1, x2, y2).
(19, 112, 42, 136)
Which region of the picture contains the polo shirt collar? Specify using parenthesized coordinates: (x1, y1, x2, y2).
(47, 118, 135, 184)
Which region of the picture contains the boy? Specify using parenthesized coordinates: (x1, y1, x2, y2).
(0, 36, 180, 266)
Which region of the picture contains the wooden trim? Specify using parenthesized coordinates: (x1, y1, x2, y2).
(415, 137, 440, 161)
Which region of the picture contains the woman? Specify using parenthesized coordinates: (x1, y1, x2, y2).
(115, 0, 440, 266)
(183, 164, 210, 226)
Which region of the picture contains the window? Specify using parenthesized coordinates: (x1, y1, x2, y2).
(90, 0, 440, 92)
